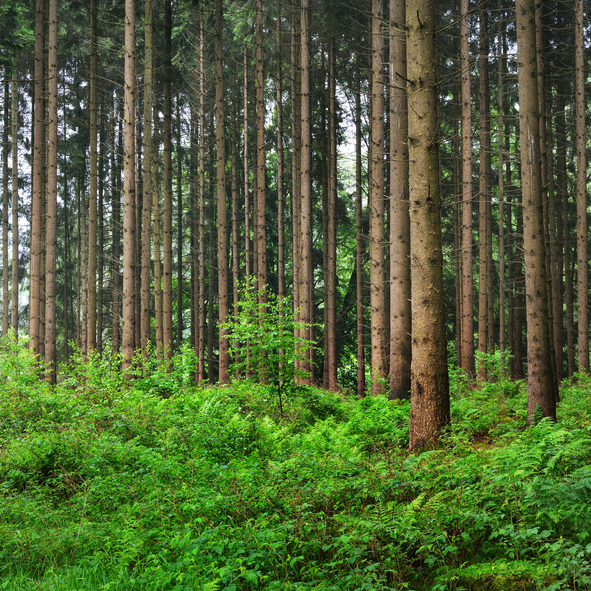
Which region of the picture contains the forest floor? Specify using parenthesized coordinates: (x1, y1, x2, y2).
(1, 337, 591, 590)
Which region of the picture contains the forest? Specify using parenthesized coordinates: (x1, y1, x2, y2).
(1, 0, 591, 588)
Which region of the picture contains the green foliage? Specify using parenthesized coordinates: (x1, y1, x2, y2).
(222, 279, 314, 415)
(2, 341, 591, 590)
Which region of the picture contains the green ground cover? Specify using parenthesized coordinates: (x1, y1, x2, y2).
(1, 335, 591, 590)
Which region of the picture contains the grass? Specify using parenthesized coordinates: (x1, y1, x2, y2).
(1, 335, 591, 590)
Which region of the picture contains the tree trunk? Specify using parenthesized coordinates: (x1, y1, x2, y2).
(11, 62, 18, 333)
(141, 0, 153, 355)
(30, 0, 44, 356)
(575, 0, 588, 373)
(407, 0, 450, 448)
(2, 75, 8, 336)
(44, 0, 58, 382)
(515, 0, 556, 422)
(122, 0, 137, 371)
(369, 0, 387, 396)
(460, 0, 474, 377)
(389, 0, 411, 399)
(162, 0, 173, 359)
(498, 18, 506, 360)
(216, 0, 229, 381)
(277, 1, 286, 304)
(87, 0, 98, 353)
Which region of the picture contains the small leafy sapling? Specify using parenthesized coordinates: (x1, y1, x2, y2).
(221, 278, 313, 415)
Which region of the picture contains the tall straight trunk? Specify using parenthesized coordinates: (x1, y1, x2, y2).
(197, 15, 206, 382)
(515, 0, 556, 422)
(122, 0, 137, 371)
(98, 109, 105, 353)
(87, 0, 98, 352)
(162, 0, 173, 359)
(30, 0, 44, 355)
(44, 0, 58, 382)
(80, 170, 88, 356)
(11, 63, 18, 333)
(277, 2, 285, 302)
(243, 43, 251, 279)
(536, 4, 558, 393)
(176, 98, 183, 348)
(291, 11, 302, 367)
(112, 97, 122, 353)
(2, 76, 8, 336)
(498, 19, 506, 357)
(255, 0, 267, 295)
(355, 50, 365, 397)
(407, 0, 450, 448)
(231, 69, 240, 318)
(326, 35, 338, 391)
(153, 105, 163, 351)
(556, 86, 572, 376)
(140, 0, 153, 355)
(575, 0, 588, 373)
(216, 0, 229, 381)
(389, 0, 410, 399)
(369, 0, 387, 395)
(299, 0, 313, 381)
(460, 0, 474, 377)
(477, 7, 489, 381)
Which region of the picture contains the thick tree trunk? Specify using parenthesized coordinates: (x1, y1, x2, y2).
(389, 0, 411, 399)
(407, 0, 450, 448)
(515, 0, 556, 422)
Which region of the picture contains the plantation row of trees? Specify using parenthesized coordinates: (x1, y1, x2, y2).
(0, 0, 588, 443)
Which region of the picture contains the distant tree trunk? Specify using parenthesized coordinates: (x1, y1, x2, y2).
(575, 0, 588, 373)
(277, 2, 286, 303)
(215, 0, 229, 382)
(153, 105, 163, 351)
(407, 0, 450, 448)
(515, 0, 556, 422)
(141, 0, 153, 355)
(44, 0, 58, 382)
(299, 0, 313, 382)
(30, 0, 44, 356)
(11, 63, 18, 333)
(355, 50, 365, 397)
(97, 109, 105, 353)
(460, 0, 474, 377)
(477, 7, 489, 381)
(498, 18, 506, 359)
(231, 65, 240, 319)
(244, 42, 251, 280)
(556, 85, 573, 376)
(255, 0, 267, 299)
(2, 76, 8, 336)
(369, 0, 387, 396)
(162, 0, 173, 359)
(112, 97, 122, 353)
(87, 0, 98, 353)
(326, 35, 338, 391)
(197, 15, 206, 382)
(122, 0, 137, 371)
(176, 99, 183, 350)
(389, 0, 410, 399)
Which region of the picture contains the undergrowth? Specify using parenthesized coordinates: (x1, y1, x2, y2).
(1, 334, 591, 590)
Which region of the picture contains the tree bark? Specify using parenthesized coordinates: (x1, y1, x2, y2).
(369, 0, 387, 395)
(122, 0, 137, 371)
(407, 0, 450, 448)
(515, 0, 556, 422)
(389, 0, 411, 399)
(11, 62, 18, 333)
